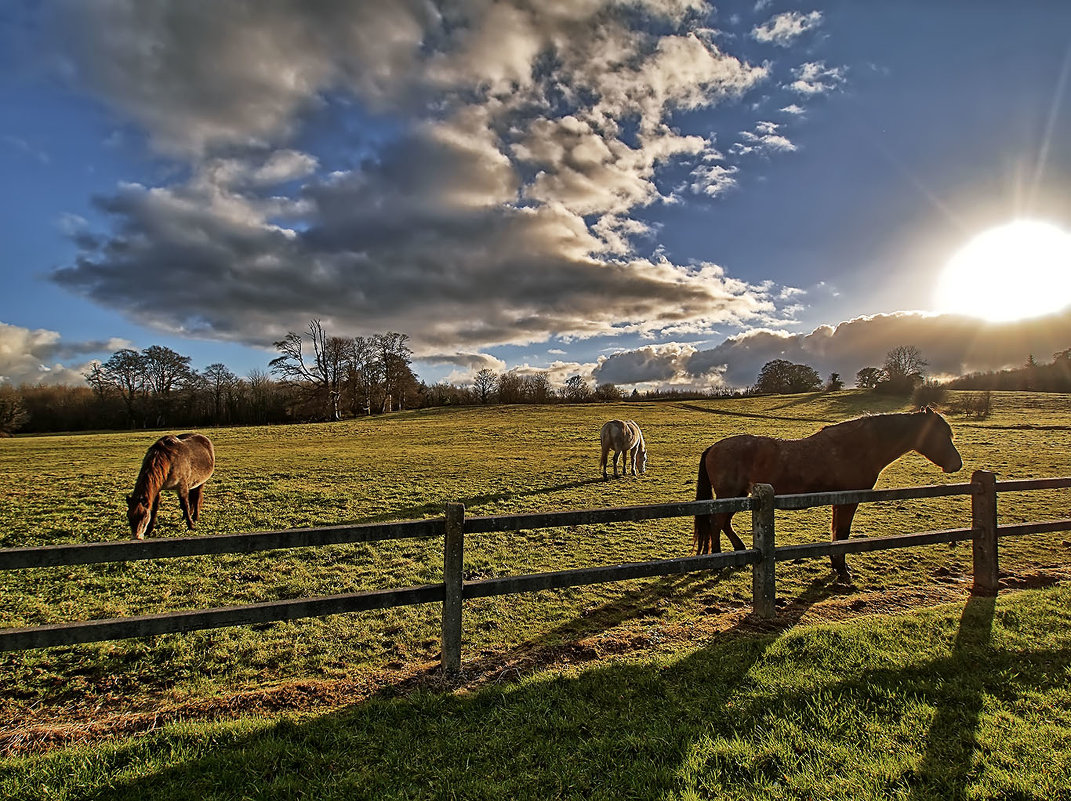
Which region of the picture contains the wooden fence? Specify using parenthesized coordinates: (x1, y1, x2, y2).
(1, 470, 1069, 673)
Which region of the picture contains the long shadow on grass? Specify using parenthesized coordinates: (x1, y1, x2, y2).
(453, 572, 841, 685)
(92, 578, 844, 800)
(908, 592, 995, 799)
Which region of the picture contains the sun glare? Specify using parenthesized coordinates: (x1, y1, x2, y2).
(935, 220, 1071, 322)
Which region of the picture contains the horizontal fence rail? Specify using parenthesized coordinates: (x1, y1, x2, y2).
(0, 517, 446, 570)
(0, 585, 444, 653)
(1, 472, 1069, 671)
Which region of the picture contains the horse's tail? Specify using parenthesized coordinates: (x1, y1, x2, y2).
(693, 446, 714, 555)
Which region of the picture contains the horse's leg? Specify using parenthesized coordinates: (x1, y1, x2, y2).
(694, 515, 713, 554)
(613, 450, 620, 478)
(600, 444, 610, 479)
(830, 503, 859, 580)
(723, 514, 746, 551)
(178, 488, 195, 529)
(628, 446, 636, 476)
(146, 495, 161, 537)
(189, 485, 203, 524)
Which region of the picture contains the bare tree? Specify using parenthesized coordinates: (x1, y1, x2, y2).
(141, 345, 195, 425)
(473, 368, 497, 404)
(270, 319, 344, 420)
(562, 375, 592, 402)
(373, 332, 416, 411)
(343, 335, 378, 416)
(204, 362, 239, 424)
(878, 345, 927, 395)
(0, 385, 29, 436)
(86, 349, 146, 426)
(524, 373, 554, 404)
(595, 382, 623, 401)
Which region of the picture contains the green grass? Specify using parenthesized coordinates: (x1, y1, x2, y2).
(1, 390, 1070, 798)
(3, 587, 1071, 799)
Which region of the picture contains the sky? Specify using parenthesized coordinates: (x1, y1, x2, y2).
(2, 0, 1071, 392)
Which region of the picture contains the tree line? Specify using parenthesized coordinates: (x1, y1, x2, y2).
(1, 325, 1069, 435)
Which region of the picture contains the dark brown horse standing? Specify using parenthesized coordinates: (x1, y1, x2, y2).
(127, 433, 215, 539)
(693, 408, 962, 579)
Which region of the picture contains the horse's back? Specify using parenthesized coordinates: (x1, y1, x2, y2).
(176, 432, 214, 459)
(704, 434, 788, 494)
(601, 419, 640, 451)
(600, 419, 624, 448)
(153, 432, 214, 486)
(706, 430, 863, 495)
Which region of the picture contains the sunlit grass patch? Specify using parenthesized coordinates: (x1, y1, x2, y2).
(0, 391, 1068, 745)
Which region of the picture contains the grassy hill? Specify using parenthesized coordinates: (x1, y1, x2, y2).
(1, 390, 1069, 798)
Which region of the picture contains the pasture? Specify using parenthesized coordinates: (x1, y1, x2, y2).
(2, 390, 1070, 798)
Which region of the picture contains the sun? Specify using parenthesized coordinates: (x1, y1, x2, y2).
(935, 220, 1071, 322)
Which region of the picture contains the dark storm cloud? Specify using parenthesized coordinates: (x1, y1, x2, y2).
(592, 344, 697, 385)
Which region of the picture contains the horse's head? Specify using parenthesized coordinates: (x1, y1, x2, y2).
(637, 446, 648, 475)
(914, 407, 962, 473)
(127, 493, 152, 539)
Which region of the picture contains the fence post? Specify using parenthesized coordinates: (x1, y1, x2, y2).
(442, 502, 465, 674)
(971, 470, 999, 596)
(751, 483, 776, 618)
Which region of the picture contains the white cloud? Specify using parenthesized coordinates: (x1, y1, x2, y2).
(731, 120, 796, 156)
(752, 11, 823, 47)
(789, 61, 847, 95)
(0, 322, 128, 386)
(250, 150, 319, 185)
(688, 162, 739, 197)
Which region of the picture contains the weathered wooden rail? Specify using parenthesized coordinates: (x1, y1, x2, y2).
(1, 470, 1069, 673)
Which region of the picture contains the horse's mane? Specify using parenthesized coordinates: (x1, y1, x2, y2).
(818, 409, 947, 440)
(818, 411, 917, 436)
(133, 436, 180, 497)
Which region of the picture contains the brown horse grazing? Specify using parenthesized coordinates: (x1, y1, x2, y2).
(127, 433, 215, 539)
(693, 408, 962, 579)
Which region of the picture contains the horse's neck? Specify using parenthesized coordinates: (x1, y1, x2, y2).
(825, 415, 918, 468)
(134, 452, 168, 498)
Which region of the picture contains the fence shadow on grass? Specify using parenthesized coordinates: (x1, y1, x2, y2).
(21, 582, 1070, 799)
(909, 593, 995, 799)
(91, 577, 848, 800)
(452, 571, 838, 685)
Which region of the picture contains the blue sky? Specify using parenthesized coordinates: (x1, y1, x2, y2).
(2, 1, 1070, 390)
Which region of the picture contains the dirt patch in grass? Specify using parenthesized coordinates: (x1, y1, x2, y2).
(6, 564, 1070, 758)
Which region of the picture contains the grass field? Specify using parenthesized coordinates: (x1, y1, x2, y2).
(1, 390, 1070, 798)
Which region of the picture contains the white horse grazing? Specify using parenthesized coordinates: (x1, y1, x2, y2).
(600, 419, 648, 479)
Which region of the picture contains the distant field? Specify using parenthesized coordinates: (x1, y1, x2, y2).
(1, 390, 1069, 797)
